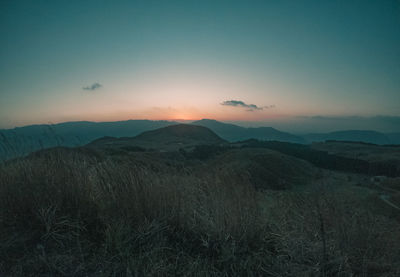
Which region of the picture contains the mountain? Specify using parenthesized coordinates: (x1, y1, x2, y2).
(192, 119, 306, 143)
(303, 130, 391, 145)
(387, 133, 400, 145)
(88, 124, 227, 151)
(2, 118, 398, 161)
(0, 120, 177, 160)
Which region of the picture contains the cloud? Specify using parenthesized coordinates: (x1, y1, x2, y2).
(221, 100, 275, 111)
(82, 82, 102, 91)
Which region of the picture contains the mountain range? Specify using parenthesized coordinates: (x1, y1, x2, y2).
(1, 119, 399, 161)
(302, 130, 394, 145)
(88, 124, 226, 152)
(192, 119, 306, 143)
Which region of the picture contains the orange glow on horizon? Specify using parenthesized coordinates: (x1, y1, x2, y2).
(84, 106, 283, 123)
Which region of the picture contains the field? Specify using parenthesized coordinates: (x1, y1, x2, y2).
(1, 125, 400, 276)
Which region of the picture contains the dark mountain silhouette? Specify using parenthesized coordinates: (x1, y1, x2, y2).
(135, 124, 225, 143)
(1, 120, 178, 142)
(0, 120, 177, 160)
(387, 133, 400, 145)
(2, 119, 399, 161)
(303, 130, 391, 145)
(192, 119, 306, 143)
(88, 124, 226, 151)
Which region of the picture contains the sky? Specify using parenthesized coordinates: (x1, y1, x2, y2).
(1, 0, 399, 131)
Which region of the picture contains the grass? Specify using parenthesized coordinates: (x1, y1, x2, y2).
(1, 148, 400, 276)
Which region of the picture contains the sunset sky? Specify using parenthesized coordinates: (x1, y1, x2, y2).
(1, 0, 399, 130)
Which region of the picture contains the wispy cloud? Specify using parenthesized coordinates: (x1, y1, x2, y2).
(82, 82, 102, 91)
(221, 100, 275, 111)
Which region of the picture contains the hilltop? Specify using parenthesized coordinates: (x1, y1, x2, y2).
(88, 124, 227, 152)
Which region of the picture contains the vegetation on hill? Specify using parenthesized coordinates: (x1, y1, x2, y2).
(2, 119, 400, 162)
(312, 141, 400, 165)
(204, 148, 316, 190)
(87, 124, 227, 152)
(1, 144, 400, 276)
(0, 120, 178, 161)
(240, 140, 400, 177)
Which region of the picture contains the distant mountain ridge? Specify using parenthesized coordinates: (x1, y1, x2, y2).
(0, 120, 178, 160)
(303, 130, 394, 145)
(1, 118, 399, 161)
(192, 119, 306, 144)
(387, 133, 400, 145)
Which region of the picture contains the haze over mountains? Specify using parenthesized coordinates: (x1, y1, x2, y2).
(1, 119, 400, 161)
(303, 130, 393, 145)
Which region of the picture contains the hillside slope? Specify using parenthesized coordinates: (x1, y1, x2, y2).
(311, 141, 400, 164)
(0, 120, 177, 160)
(88, 124, 226, 151)
(203, 148, 316, 190)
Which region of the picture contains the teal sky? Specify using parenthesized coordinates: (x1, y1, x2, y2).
(1, 0, 399, 129)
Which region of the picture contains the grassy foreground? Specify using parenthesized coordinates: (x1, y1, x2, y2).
(1, 149, 399, 276)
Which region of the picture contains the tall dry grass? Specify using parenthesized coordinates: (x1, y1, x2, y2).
(0, 149, 270, 275)
(0, 148, 399, 276)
